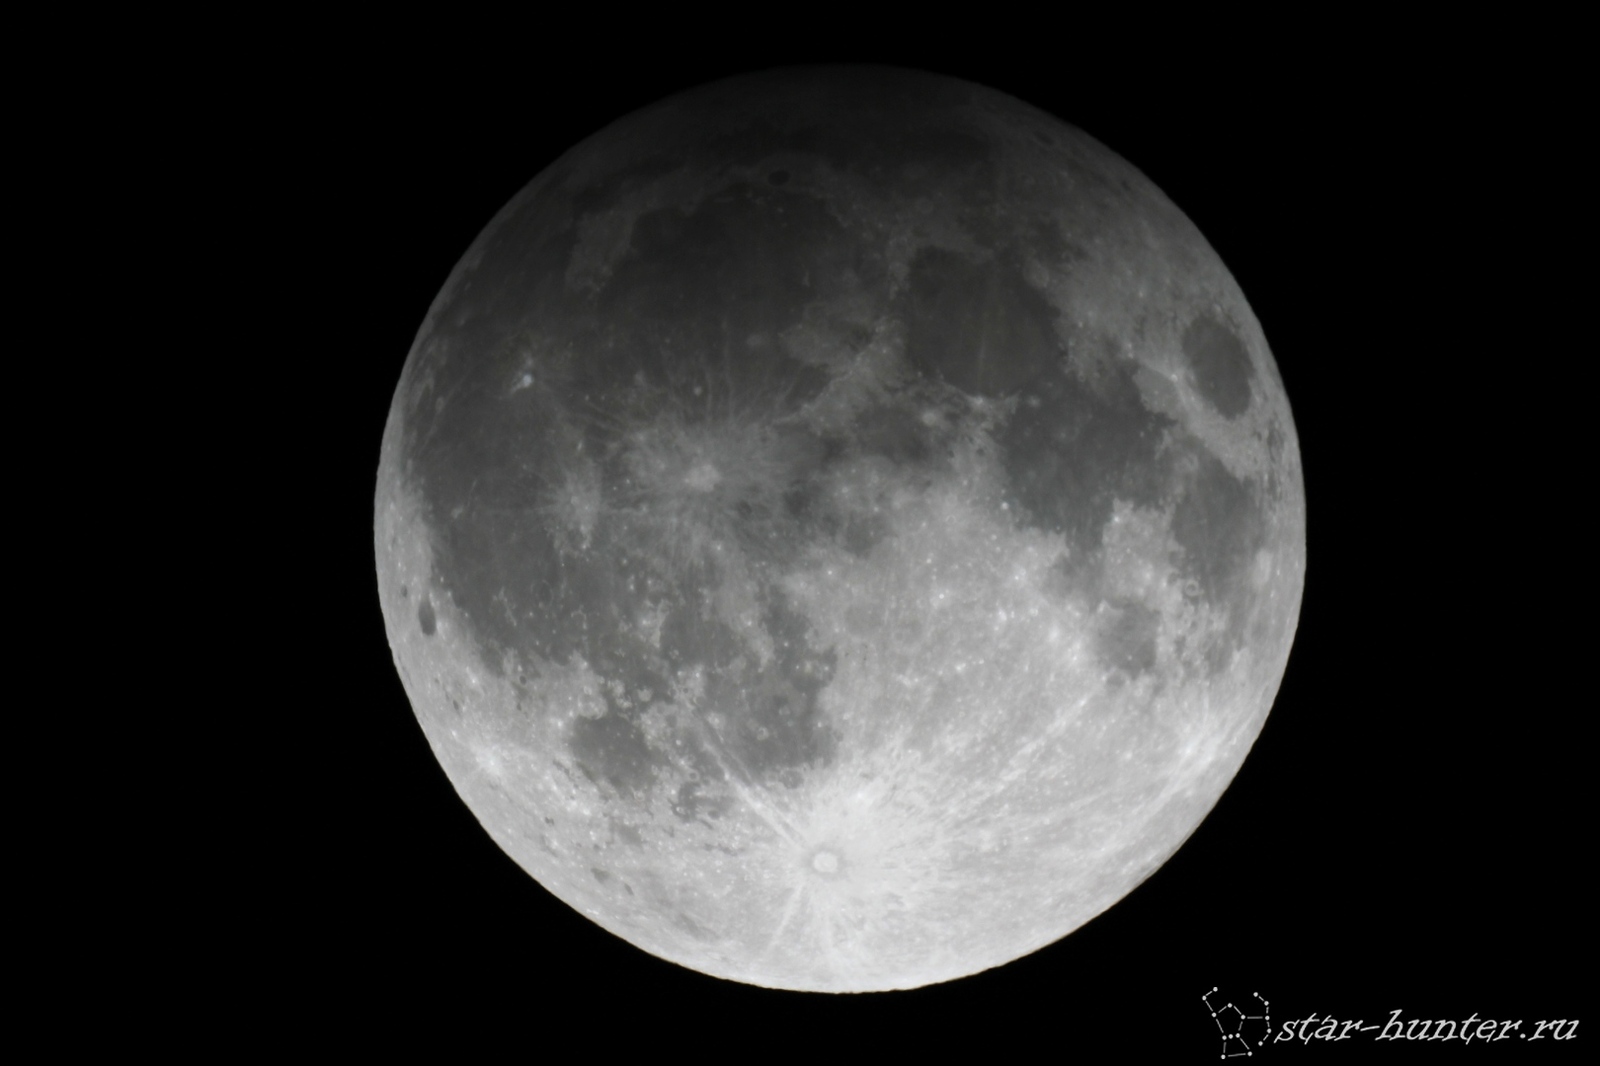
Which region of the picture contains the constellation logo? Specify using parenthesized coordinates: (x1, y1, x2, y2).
(1203, 988, 1271, 1058)
(1200, 988, 1580, 1054)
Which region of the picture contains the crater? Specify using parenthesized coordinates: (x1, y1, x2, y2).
(1182, 313, 1254, 418)
(683, 460, 721, 492)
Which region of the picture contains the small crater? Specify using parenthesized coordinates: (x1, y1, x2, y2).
(683, 460, 721, 492)
(810, 848, 841, 876)
(418, 597, 436, 637)
(767, 169, 790, 186)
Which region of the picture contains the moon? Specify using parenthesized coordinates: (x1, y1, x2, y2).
(373, 66, 1304, 992)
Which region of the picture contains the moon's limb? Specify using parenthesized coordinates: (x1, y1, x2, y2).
(374, 67, 1304, 991)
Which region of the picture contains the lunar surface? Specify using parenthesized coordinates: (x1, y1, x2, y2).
(374, 66, 1304, 992)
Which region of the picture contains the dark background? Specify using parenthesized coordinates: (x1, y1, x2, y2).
(212, 27, 1583, 1057)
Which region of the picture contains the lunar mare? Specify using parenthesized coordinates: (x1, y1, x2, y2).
(374, 67, 1304, 991)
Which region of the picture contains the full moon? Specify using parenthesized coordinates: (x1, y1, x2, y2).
(374, 66, 1304, 992)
